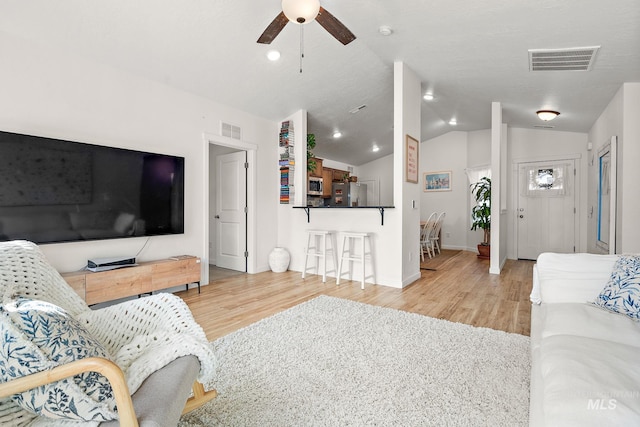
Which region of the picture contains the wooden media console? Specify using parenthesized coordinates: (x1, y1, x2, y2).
(62, 255, 201, 305)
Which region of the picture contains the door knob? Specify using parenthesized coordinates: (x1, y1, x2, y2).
(214, 215, 220, 219)
(519, 215, 524, 219)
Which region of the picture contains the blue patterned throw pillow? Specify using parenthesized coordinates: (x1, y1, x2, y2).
(592, 255, 640, 320)
(0, 298, 118, 421)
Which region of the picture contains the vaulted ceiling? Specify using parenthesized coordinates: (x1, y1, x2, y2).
(1, 0, 639, 165)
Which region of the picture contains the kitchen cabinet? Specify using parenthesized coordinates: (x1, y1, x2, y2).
(322, 168, 333, 197)
(306, 158, 351, 198)
(327, 168, 350, 182)
(308, 158, 323, 177)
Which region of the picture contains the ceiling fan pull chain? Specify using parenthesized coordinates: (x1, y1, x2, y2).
(299, 24, 304, 74)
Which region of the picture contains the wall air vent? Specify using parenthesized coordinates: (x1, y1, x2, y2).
(221, 122, 242, 140)
(528, 46, 600, 71)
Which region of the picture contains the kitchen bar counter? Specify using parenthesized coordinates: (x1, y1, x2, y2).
(293, 206, 395, 225)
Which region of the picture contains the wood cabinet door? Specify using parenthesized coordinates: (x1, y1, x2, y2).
(332, 169, 349, 181)
(85, 266, 152, 305)
(62, 273, 86, 300)
(152, 257, 200, 291)
(322, 168, 333, 197)
(308, 158, 323, 177)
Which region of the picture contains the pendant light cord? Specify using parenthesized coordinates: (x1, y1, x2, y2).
(299, 24, 304, 74)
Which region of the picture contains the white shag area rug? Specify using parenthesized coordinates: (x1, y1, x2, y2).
(179, 295, 530, 426)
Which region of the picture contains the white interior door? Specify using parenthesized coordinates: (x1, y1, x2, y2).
(215, 151, 247, 271)
(517, 159, 576, 260)
(359, 178, 379, 206)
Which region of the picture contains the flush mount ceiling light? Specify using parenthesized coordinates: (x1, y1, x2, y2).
(372, 145, 380, 152)
(449, 118, 457, 126)
(423, 92, 434, 101)
(332, 131, 342, 138)
(536, 110, 560, 121)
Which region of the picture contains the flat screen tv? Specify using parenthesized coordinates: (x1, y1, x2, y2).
(0, 130, 185, 244)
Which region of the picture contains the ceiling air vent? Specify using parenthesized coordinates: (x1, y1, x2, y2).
(528, 46, 600, 71)
(349, 104, 367, 114)
(221, 122, 242, 140)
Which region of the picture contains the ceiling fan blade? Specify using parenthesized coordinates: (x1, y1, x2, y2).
(316, 7, 356, 45)
(257, 12, 289, 44)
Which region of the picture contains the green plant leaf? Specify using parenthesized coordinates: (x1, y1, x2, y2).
(470, 177, 491, 244)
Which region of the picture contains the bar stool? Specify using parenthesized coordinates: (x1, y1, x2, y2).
(302, 230, 337, 283)
(336, 232, 373, 290)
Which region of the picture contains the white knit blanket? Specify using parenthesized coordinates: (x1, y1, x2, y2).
(28, 294, 217, 427)
(0, 241, 216, 427)
(81, 293, 217, 395)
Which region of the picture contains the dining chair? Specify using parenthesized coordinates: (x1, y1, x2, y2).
(420, 212, 437, 261)
(429, 212, 446, 255)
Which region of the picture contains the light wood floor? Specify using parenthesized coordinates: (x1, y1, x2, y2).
(177, 250, 534, 342)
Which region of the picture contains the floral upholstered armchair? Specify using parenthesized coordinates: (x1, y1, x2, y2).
(0, 240, 217, 427)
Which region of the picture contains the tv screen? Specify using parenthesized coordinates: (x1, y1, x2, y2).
(0, 130, 185, 244)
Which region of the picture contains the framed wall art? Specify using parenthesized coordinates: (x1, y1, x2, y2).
(424, 171, 451, 192)
(405, 134, 419, 183)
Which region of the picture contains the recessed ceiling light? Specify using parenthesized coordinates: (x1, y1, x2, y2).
(449, 118, 457, 126)
(266, 50, 281, 61)
(423, 92, 434, 101)
(378, 26, 393, 36)
(333, 131, 342, 138)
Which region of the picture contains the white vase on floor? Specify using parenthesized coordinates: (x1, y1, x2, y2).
(269, 247, 290, 272)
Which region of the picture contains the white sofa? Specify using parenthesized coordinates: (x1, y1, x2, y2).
(530, 252, 640, 426)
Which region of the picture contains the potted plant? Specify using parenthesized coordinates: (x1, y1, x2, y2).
(470, 176, 491, 259)
(307, 134, 316, 173)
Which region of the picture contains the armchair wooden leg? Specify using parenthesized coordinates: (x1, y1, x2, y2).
(182, 381, 218, 414)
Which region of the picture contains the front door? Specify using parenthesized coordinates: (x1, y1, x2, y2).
(517, 159, 576, 260)
(215, 151, 247, 271)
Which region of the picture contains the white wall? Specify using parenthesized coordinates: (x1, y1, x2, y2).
(587, 87, 623, 253)
(0, 31, 278, 276)
(323, 158, 355, 172)
(422, 126, 590, 259)
(489, 104, 505, 274)
(395, 62, 422, 286)
(356, 153, 394, 206)
(277, 63, 421, 288)
(466, 129, 491, 250)
(467, 129, 492, 166)
(620, 83, 640, 253)
(588, 83, 640, 253)
(420, 132, 468, 250)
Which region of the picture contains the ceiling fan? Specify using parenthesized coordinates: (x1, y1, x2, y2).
(257, 0, 356, 46)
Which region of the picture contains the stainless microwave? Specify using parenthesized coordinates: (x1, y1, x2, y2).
(308, 177, 323, 195)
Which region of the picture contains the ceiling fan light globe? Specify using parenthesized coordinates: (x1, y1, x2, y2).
(282, 0, 320, 24)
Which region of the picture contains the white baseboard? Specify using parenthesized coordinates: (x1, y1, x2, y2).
(441, 245, 477, 253)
